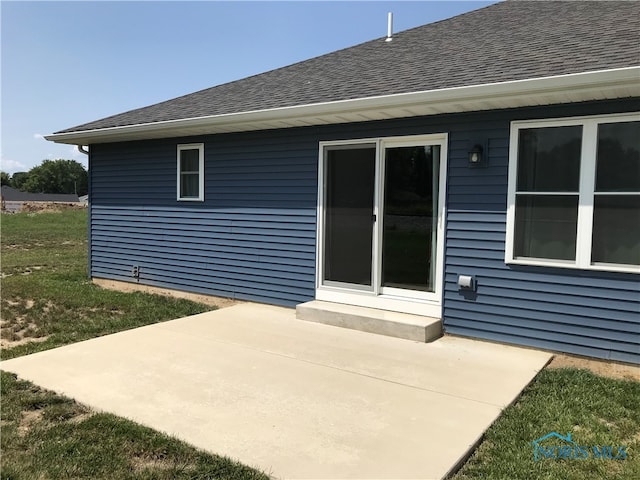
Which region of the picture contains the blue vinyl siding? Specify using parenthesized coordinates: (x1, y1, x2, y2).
(443, 101, 639, 364)
(89, 130, 318, 306)
(89, 98, 639, 363)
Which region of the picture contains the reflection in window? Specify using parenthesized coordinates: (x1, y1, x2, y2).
(382, 145, 439, 291)
(514, 126, 582, 260)
(177, 144, 203, 201)
(592, 121, 640, 265)
(517, 126, 582, 192)
(595, 122, 640, 192)
(509, 117, 639, 270)
(180, 149, 200, 198)
(323, 146, 376, 286)
(515, 195, 578, 261)
(592, 196, 640, 265)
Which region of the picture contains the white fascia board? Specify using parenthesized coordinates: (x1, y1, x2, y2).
(45, 67, 640, 145)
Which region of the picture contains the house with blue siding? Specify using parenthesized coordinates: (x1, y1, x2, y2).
(46, 1, 639, 363)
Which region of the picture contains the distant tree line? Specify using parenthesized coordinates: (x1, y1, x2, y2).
(1, 159, 88, 196)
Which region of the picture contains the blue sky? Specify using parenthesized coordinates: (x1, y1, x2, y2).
(1, 1, 496, 174)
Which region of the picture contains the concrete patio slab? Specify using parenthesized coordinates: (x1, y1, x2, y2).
(1, 303, 552, 479)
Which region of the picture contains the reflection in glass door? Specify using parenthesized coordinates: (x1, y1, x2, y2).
(323, 145, 376, 288)
(381, 145, 440, 292)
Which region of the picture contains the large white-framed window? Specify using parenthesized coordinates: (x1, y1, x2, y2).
(506, 113, 640, 273)
(177, 143, 204, 201)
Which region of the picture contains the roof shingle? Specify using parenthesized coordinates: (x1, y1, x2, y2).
(57, 1, 640, 134)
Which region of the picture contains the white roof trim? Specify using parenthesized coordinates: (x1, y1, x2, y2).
(46, 67, 640, 145)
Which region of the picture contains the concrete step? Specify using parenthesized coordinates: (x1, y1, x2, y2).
(295, 300, 442, 343)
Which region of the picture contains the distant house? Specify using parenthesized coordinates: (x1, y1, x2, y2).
(45, 1, 639, 363)
(1, 186, 80, 213)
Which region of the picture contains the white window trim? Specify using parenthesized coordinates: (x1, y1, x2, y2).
(177, 143, 204, 201)
(506, 112, 640, 274)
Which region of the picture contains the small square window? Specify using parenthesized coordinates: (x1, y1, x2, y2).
(177, 144, 204, 201)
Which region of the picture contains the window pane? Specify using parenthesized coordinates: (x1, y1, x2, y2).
(323, 146, 376, 286)
(595, 121, 640, 192)
(382, 145, 439, 292)
(180, 149, 199, 172)
(517, 126, 582, 192)
(592, 195, 640, 265)
(514, 195, 578, 261)
(180, 173, 199, 198)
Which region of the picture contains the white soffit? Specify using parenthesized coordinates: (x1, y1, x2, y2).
(45, 67, 640, 145)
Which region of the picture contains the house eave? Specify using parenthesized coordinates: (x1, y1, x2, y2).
(45, 67, 640, 145)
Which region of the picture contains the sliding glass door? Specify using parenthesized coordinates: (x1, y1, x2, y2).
(319, 134, 446, 311)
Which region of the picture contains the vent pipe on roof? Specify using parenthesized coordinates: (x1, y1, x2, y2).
(386, 12, 393, 42)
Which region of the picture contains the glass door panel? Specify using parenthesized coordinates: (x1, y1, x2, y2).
(323, 145, 376, 287)
(381, 145, 440, 292)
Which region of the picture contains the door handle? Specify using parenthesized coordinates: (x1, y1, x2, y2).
(372, 214, 377, 222)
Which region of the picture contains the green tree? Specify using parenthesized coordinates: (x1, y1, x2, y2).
(11, 172, 29, 190)
(0, 171, 10, 186)
(22, 160, 87, 196)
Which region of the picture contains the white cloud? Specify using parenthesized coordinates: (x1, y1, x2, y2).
(33, 133, 45, 141)
(69, 145, 81, 158)
(69, 146, 88, 168)
(0, 157, 29, 174)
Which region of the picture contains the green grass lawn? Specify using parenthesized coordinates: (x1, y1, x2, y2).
(453, 368, 640, 480)
(0, 370, 269, 480)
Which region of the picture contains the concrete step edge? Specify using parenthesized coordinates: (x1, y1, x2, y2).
(295, 300, 442, 343)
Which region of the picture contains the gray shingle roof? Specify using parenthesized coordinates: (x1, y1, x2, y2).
(57, 1, 640, 134)
(1, 186, 80, 203)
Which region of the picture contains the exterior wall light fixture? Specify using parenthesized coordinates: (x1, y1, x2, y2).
(468, 144, 484, 166)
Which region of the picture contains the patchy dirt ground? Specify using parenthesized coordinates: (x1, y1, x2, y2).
(0, 330, 50, 350)
(0, 297, 52, 349)
(92, 279, 238, 309)
(548, 353, 640, 382)
(18, 202, 86, 213)
(2, 202, 87, 214)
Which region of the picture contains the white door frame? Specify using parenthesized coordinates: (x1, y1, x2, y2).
(315, 133, 448, 317)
